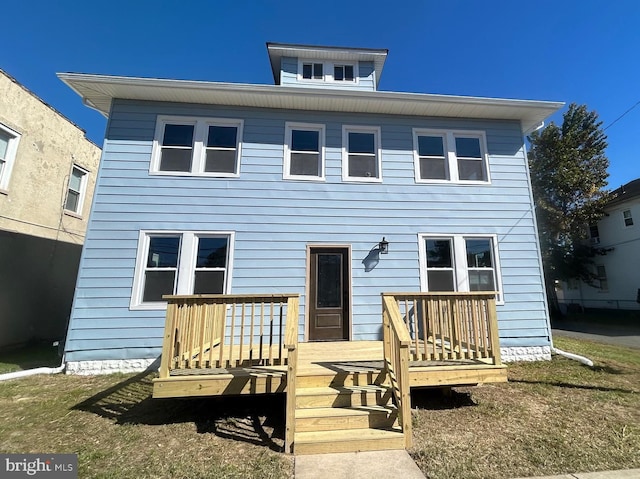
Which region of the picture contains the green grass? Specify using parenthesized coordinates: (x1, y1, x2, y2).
(410, 336, 640, 479)
(0, 343, 61, 374)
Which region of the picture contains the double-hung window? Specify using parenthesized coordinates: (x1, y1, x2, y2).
(413, 129, 489, 183)
(623, 209, 634, 227)
(284, 122, 325, 180)
(152, 116, 243, 176)
(596, 265, 608, 292)
(64, 165, 89, 216)
(131, 231, 234, 309)
(342, 126, 382, 182)
(0, 123, 21, 192)
(419, 234, 502, 303)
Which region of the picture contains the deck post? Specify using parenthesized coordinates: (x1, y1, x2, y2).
(487, 297, 502, 365)
(284, 295, 299, 454)
(158, 301, 177, 379)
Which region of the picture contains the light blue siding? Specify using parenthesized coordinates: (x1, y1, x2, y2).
(65, 99, 550, 362)
(279, 57, 376, 91)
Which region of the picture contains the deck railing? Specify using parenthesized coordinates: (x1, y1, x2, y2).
(385, 292, 502, 365)
(381, 294, 413, 448)
(158, 294, 300, 379)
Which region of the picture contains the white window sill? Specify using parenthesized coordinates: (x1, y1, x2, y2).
(64, 210, 83, 220)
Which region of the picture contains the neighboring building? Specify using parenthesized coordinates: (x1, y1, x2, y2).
(558, 178, 640, 311)
(0, 70, 102, 348)
(59, 43, 563, 375)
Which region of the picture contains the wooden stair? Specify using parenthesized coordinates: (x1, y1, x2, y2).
(292, 368, 405, 454)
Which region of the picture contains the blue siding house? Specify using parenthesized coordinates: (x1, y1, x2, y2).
(59, 43, 563, 375)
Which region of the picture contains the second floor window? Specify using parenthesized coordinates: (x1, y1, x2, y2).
(65, 165, 88, 215)
(0, 124, 21, 191)
(623, 209, 634, 227)
(152, 116, 243, 177)
(342, 126, 381, 182)
(284, 123, 325, 180)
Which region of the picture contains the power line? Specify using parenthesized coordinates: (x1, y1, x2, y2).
(603, 100, 640, 131)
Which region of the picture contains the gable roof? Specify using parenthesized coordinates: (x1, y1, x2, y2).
(607, 178, 640, 208)
(57, 73, 563, 134)
(266, 42, 388, 87)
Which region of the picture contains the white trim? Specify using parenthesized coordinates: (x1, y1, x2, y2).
(417, 233, 504, 305)
(130, 230, 235, 310)
(283, 122, 326, 181)
(0, 123, 22, 191)
(622, 209, 634, 228)
(341, 125, 382, 183)
(64, 164, 89, 216)
(150, 115, 243, 177)
(413, 128, 490, 184)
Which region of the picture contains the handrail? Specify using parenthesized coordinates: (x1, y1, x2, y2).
(158, 294, 300, 378)
(386, 292, 501, 365)
(284, 295, 299, 454)
(381, 294, 413, 448)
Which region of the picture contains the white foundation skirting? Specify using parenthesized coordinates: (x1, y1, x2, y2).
(65, 358, 158, 375)
(500, 346, 552, 362)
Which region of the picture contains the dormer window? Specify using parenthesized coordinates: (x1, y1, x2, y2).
(334, 65, 354, 82)
(302, 63, 323, 80)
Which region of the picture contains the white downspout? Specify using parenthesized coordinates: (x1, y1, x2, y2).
(0, 355, 66, 382)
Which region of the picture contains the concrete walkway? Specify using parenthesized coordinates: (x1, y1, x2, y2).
(294, 450, 640, 479)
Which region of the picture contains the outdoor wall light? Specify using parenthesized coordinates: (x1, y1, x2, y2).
(379, 237, 389, 254)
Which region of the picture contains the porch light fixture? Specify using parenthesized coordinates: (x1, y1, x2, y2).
(379, 237, 389, 254)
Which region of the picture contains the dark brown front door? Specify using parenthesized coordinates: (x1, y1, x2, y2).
(308, 247, 350, 341)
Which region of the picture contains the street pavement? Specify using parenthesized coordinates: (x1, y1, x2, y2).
(552, 319, 640, 349)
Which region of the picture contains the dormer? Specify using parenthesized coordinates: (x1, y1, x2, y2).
(266, 42, 388, 92)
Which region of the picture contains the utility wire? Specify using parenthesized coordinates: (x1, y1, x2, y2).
(603, 100, 640, 131)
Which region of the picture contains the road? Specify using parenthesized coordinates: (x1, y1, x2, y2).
(552, 320, 640, 349)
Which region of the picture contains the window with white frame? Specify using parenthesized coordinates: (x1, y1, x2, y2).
(342, 126, 381, 182)
(413, 129, 489, 183)
(131, 231, 234, 309)
(64, 165, 89, 215)
(623, 209, 634, 227)
(0, 123, 21, 191)
(284, 123, 325, 180)
(152, 117, 242, 176)
(302, 62, 323, 80)
(333, 64, 355, 82)
(419, 234, 502, 302)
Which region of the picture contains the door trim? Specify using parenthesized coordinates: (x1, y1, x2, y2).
(305, 244, 352, 342)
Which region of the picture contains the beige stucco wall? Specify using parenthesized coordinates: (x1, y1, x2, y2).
(0, 70, 102, 244)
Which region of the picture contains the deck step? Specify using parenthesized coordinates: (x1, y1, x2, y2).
(294, 427, 404, 455)
(295, 369, 387, 388)
(295, 385, 392, 409)
(295, 405, 398, 432)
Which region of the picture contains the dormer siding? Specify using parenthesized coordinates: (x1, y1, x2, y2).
(280, 57, 376, 91)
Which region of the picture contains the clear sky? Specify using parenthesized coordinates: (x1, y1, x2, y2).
(3, 0, 638, 188)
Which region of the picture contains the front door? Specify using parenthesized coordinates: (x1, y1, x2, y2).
(308, 247, 350, 341)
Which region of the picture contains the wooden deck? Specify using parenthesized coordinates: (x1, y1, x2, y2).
(151, 293, 507, 454)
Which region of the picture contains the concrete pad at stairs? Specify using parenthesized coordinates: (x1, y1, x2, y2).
(294, 450, 426, 479)
(512, 469, 640, 479)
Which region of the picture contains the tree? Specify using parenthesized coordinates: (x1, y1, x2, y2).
(528, 103, 609, 316)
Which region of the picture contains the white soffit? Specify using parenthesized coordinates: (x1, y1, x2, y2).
(58, 73, 564, 134)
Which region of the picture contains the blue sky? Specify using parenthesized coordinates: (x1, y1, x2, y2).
(4, 0, 638, 188)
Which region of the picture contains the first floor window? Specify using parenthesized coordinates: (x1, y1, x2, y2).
(623, 209, 634, 227)
(152, 116, 243, 176)
(419, 234, 502, 302)
(596, 265, 608, 292)
(132, 231, 234, 309)
(0, 123, 21, 191)
(284, 123, 324, 180)
(342, 126, 381, 182)
(65, 165, 88, 215)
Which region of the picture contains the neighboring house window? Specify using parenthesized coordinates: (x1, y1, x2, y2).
(302, 62, 323, 80)
(413, 129, 490, 183)
(131, 231, 234, 309)
(596, 265, 608, 292)
(152, 116, 243, 177)
(284, 122, 325, 180)
(418, 234, 503, 303)
(0, 123, 21, 192)
(342, 126, 382, 182)
(64, 165, 89, 215)
(589, 224, 600, 244)
(334, 64, 355, 82)
(623, 209, 634, 227)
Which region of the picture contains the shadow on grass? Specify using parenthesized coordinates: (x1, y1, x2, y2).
(0, 342, 61, 373)
(410, 387, 477, 410)
(73, 366, 285, 452)
(510, 378, 636, 394)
